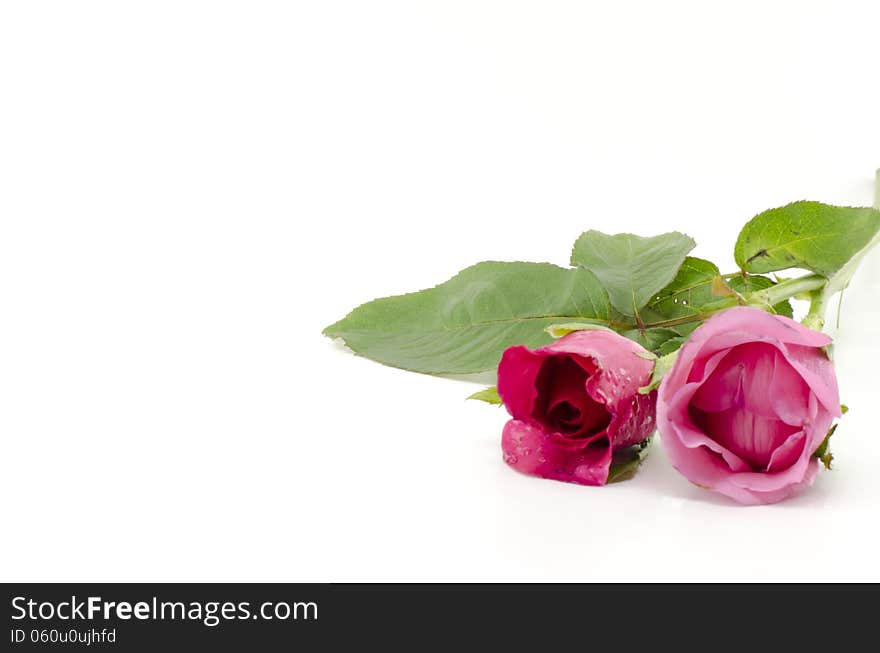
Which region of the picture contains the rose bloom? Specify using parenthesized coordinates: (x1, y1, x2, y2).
(497, 329, 657, 486)
(657, 306, 841, 505)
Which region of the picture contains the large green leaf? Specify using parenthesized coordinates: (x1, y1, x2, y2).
(620, 327, 681, 354)
(642, 256, 730, 328)
(323, 262, 611, 375)
(646, 256, 720, 321)
(570, 231, 695, 317)
(734, 202, 880, 294)
(645, 255, 793, 321)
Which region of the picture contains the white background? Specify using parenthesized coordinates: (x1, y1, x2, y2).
(2, 1, 879, 582)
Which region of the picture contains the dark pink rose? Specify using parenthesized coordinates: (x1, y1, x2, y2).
(497, 329, 657, 486)
(657, 306, 841, 505)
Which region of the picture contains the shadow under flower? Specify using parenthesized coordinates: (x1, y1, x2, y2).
(636, 438, 834, 508)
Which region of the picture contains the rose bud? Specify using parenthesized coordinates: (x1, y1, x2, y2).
(657, 306, 842, 505)
(497, 329, 657, 486)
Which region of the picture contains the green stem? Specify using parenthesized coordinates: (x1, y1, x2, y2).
(757, 273, 826, 306)
(803, 169, 878, 330)
(802, 290, 827, 331)
(875, 168, 880, 211)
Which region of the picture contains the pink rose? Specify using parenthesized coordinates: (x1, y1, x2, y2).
(497, 329, 657, 486)
(657, 306, 841, 505)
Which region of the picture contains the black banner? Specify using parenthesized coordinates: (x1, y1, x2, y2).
(2, 584, 875, 650)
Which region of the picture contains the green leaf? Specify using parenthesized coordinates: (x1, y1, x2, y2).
(734, 202, 880, 295)
(645, 255, 794, 322)
(323, 261, 611, 375)
(646, 256, 721, 320)
(656, 336, 685, 356)
(607, 437, 652, 483)
(669, 322, 700, 337)
(727, 275, 793, 318)
(620, 327, 681, 354)
(545, 322, 615, 338)
(638, 349, 678, 395)
(570, 231, 696, 317)
(467, 386, 502, 405)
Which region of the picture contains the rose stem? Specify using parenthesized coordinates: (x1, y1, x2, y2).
(803, 169, 879, 331)
(875, 168, 880, 210)
(759, 274, 826, 307)
(803, 290, 827, 331)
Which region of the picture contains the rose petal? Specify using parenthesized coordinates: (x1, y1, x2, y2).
(606, 389, 657, 449)
(656, 402, 755, 498)
(766, 430, 807, 472)
(694, 403, 799, 469)
(681, 307, 832, 360)
(501, 419, 612, 486)
(537, 356, 610, 438)
(767, 350, 812, 425)
(537, 330, 655, 405)
(497, 345, 546, 421)
(657, 306, 840, 505)
(715, 460, 821, 506)
(665, 382, 753, 472)
(686, 347, 737, 385)
(538, 330, 656, 448)
(778, 343, 842, 418)
(726, 435, 815, 493)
